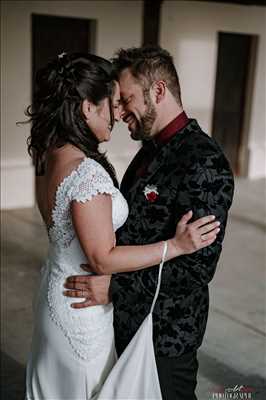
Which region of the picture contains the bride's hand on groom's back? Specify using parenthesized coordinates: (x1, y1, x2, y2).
(63, 265, 111, 309)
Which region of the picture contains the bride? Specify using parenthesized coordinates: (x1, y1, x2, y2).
(25, 53, 220, 399)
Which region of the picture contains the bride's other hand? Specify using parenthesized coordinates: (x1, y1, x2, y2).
(170, 210, 220, 256)
(63, 267, 111, 309)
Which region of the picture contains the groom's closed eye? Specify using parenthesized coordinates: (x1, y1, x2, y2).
(122, 96, 132, 105)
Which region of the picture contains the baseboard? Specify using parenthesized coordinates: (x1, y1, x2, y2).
(248, 141, 266, 179)
(1, 160, 35, 209)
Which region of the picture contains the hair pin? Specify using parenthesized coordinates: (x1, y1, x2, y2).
(58, 52, 67, 59)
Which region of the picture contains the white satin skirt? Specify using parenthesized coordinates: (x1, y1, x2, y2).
(25, 266, 116, 400)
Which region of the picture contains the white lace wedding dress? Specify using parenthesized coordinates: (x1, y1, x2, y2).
(25, 158, 128, 400)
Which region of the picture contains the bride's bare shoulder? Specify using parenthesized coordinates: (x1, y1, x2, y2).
(36, 144, 87, 226)
(47, 144, 86, 176)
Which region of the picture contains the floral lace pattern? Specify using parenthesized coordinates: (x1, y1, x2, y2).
(47, 258, 114, 361)
(48, 158, 128, 247)
(45, 157, 128, 360)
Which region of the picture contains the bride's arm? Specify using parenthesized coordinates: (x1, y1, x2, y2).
(71, 194, 220, 275)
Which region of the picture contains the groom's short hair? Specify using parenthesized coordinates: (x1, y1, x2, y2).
(112, 46, 182, 106)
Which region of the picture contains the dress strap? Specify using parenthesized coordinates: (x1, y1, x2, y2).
(150, 241, 168, 314)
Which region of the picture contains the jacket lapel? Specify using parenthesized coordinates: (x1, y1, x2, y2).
(125, 129, 187, 205)
(120, 147, 146, 199)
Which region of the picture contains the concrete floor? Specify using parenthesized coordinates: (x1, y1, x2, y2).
(1, 178, 266, 400)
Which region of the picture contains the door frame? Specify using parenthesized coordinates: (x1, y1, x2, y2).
(212, 31, 258, 176)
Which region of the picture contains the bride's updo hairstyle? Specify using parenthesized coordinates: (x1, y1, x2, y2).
(26, 52, 118, 186)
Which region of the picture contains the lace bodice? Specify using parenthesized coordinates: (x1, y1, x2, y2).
(49, 157, 128, 248)
(43, 158, 128, 361)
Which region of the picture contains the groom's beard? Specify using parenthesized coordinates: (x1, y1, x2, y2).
(130, 95, 157, 141)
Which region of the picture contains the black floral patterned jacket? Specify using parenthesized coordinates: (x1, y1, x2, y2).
(111, 119, 234, 358)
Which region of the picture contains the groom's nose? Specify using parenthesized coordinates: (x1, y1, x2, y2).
(119, 101, 128, 118)
(120, 108, 127, 121)
(114, 108, 121, 122)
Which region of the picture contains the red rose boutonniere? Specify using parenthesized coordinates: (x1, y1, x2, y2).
(143, 185, 159, 202)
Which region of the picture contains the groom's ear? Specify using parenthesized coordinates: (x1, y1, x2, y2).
(81, 99, 96, 121)
(150, 81, 166, 104)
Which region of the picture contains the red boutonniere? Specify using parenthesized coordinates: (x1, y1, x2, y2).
(143, 185, 159, 202)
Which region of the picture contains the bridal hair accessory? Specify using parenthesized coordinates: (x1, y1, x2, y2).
(143, 185, 159, 202)
(56, 52, 73, 85)
(58, 51, 67, 59)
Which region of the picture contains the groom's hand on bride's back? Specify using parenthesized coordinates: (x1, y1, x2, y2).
(63, 264, 111, 309)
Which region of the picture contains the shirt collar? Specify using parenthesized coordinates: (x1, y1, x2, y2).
(154, 111, 189, 146)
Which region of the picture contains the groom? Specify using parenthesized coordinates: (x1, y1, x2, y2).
(64, 46, 234, 399)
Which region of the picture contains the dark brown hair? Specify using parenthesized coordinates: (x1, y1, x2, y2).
(112, 46, 182, 106)
(25, 53, 118, 186)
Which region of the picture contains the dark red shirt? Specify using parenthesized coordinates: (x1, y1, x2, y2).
(155, 111, 189, 146)
(136, 111, 189, 178)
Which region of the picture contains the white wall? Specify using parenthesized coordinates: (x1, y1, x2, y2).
(2, 0, 266, 209)
(161, 0, 266, 178)
(1, 0, 142, 209)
